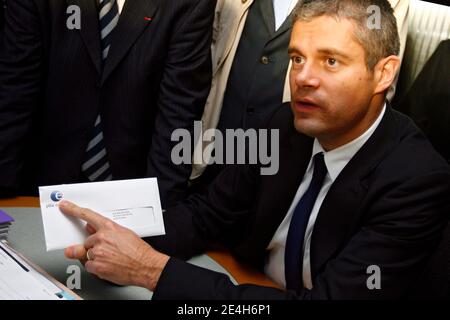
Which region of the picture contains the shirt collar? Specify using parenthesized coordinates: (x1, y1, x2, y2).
(311, 104, 387, 181)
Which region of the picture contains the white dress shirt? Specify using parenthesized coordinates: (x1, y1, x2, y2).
(117, 0, 125, 14)
(272, 0, 298, 31)
(265, 104, 387, 290)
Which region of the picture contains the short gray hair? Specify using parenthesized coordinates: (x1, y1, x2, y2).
(292, 0, 400, 69)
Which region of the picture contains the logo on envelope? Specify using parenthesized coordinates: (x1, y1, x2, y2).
(50, 191, 63, 202)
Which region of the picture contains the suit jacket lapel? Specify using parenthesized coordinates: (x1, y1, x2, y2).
(101, 0, 159, 84)
(259, 0, 276, 36)
(67, 0, 102, 75)
(233, 113, 314, 266)
(257, 131, 314, 249)
(270, 13, 292, 39)
(212, 0, 253, 77)
(310, 105, 399, 278)
(266, 8, 294, 45)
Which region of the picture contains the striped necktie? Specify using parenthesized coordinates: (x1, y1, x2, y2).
(81, 0, 119, 182)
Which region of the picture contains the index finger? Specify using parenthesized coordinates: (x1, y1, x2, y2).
(58, 200, 107, 230)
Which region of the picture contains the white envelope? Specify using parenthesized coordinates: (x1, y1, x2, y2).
(39, 178, 165, 251)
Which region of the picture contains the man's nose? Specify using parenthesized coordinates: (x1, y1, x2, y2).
(294, 63, 320, 88)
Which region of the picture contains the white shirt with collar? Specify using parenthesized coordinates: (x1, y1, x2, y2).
(272, 0, 299, 31)
(117, 0, 126, 14)
(265, 104, 387, 290)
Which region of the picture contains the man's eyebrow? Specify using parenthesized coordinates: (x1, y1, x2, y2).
(317, 48, 352, 60)
(288, 47, 353, 61)
(288, 47, 301, 55)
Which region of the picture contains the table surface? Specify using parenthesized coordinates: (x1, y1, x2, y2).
(0, 197, 279, 299)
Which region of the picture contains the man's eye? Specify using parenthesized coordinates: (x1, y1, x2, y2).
(292, 56, 304, 64)
(326, 58, 338, 67)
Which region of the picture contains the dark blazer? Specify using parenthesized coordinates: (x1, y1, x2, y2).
(0, 0, 215, 207)
(148, 104, 450, 299)
(0, 1, 4, 32)
(397, 40, 450, 163)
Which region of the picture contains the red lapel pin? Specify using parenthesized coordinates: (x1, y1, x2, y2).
(144, 17, 152, 21)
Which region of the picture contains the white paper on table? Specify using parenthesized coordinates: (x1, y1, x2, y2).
(39, 178, 165, 251)
(0, 242, 60, 300)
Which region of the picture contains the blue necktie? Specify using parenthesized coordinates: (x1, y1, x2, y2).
(285, 153, 328, 291)
(82, 0, 119, 182)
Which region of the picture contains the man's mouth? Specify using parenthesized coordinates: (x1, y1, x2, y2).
(293, 98, 320, 112)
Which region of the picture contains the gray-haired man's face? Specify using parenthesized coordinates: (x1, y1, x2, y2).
(288, 16, 393, 151)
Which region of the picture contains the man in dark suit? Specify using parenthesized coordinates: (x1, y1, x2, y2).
(59, 0, 450, 299)
(0, 0, 215, 208)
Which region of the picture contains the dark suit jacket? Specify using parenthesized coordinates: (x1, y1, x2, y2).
(397, 40, 450, 163)
(148, 104, 450, 299)
(0, 1, 4, 32)
(0, 0, 215, 207)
